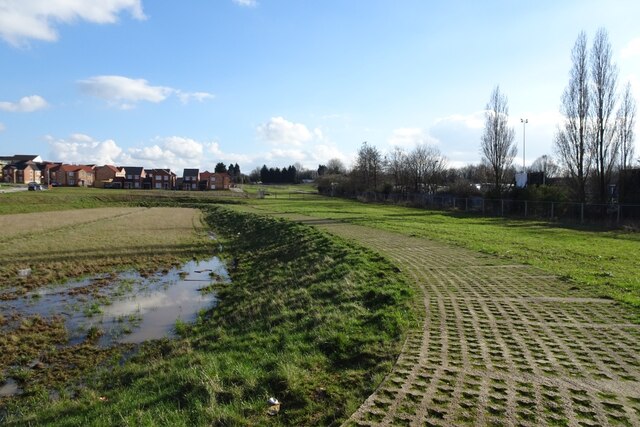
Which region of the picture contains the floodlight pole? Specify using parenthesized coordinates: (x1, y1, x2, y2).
(520, 118, 528, 172)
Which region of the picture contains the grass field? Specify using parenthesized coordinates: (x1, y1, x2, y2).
(0, 192, 414, 425)
(243, 194, 640, 307)
(2, 186, 640, 425)
(0, 186, 245, 215)
(0, 207, 213, 294)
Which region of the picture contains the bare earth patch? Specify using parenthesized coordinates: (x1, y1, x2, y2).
(245, 210, 640, 427)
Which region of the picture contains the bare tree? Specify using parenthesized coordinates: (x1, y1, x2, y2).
(480, 85, 517, 195)
(407, 144, 446, 193)
(555, 32, 591, 203)
(326, 158, 346, 175)
(617, 81, 636, 169)
(530, 154, 560, 183)
(353, 141, 382, 191)
(590, 28, 619, 203)
(385, 146, 408, 192)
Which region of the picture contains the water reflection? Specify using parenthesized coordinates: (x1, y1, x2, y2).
(0, 257, 228, 347)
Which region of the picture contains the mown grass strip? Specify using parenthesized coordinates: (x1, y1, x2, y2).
(2, 207, 415, 426)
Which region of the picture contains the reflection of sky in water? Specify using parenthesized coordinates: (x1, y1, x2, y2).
(0, 257, 228, 347)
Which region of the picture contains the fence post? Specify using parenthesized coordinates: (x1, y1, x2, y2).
(501, 199, 504, 216)
(581, 203, 584, 223)
(482, 198, 485, 214)
(453, 197, 456, 210)
(465, 198, 468, 212)
(524, 200, 528, 217)
(550, 202, 554, 219)
(617, 204, 621, 224)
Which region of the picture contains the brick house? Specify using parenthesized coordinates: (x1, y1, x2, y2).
(57, 164, 95, 187)
(2, 160, 42, 184)
(94, 165, 126, 188)
(39, 162, 62, 186)
(144, 168, 176, 190)
(0, 155, 43, 182)
(200, 171, 231, 190)
(182, 168, 199, 190)
(121, 166, 146, 189)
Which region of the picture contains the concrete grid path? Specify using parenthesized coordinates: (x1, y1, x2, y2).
(244, 208, 640, 426)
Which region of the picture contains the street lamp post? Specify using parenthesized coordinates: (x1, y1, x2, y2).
(520, 118, 528, 172)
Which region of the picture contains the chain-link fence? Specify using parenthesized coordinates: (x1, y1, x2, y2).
(335, 191, 640, 226)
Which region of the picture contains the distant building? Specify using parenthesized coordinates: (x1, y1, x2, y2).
(121, 166, 146, 189)
(182, 168, 199, 190)
(57, 164, 95, 187)
(0, 155, 43, 183)
(94, 165, 126, 188)
(200, 171, 231, 190)
(2, 160, 42, 184)
(144, 168, 176, 190)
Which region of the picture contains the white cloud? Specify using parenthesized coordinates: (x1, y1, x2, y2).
(621, 37, 640, 60)
(0, 0, 145, 46)
(0, 95, 48, 112)
(233, 0, 258, 7)
(388, 127, 439, 148)
(158, 136, 204, 159)
(78, 76, 172, 108)
(47, 133, 123, 165)
(257, 116, 317, 146)
(78, 75, 214, 109)
(176, 91, 215, 104)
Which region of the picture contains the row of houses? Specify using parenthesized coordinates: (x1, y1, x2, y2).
(0, 155, 231, 191)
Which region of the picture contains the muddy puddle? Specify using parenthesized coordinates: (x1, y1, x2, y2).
(0, 257, 228, 347)
(0, 378, 20, 397)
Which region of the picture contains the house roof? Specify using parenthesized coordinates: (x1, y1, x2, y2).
(60, 164, 82, 172)
(0, 155, 42, 163)
(98, 164, 119, 173)
(120, 166, 144, 175)
(149, 168, 175, 175)
(183, 168, 199, 177)
(6, 160, 38, 170)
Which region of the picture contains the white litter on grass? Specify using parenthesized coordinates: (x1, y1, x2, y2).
(18, 268, 31, 277)
(268, 397, 279, 405)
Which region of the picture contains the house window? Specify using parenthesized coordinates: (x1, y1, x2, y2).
(164, 175, 168, 180)
(155, 183, 162, 189)
(127, 174, 133, 179)
(134, 175, 140, 180)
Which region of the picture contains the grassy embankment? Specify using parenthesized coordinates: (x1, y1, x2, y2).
(1, 204, 415, 426)
(244, 192, 640, 307)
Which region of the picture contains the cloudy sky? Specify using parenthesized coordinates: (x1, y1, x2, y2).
(0, 0, 639, 173)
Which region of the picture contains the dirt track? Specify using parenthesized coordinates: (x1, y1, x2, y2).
(253, 210, 640, 427)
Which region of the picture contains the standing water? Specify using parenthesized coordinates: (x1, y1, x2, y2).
(0, 257, 229, 347)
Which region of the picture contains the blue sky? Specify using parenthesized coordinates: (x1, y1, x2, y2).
(0, 0, 639, 173)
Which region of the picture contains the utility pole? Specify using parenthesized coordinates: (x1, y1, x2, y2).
(520, 118, 528, 172)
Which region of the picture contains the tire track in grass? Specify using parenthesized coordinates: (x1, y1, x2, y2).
(239, 208, 640, 426)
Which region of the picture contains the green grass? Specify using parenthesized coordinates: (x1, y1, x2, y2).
(2, 207, 415, 426)
(0, 207, 212, 293)
(243, 195, 640, 307)
(0, 187, 244, 215)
